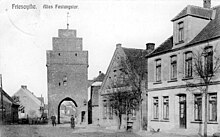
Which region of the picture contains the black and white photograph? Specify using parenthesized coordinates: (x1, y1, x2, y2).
(0, 0, 220, 137)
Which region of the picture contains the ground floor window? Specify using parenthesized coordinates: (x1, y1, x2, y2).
(209, 93, 217, 121)
(163, 96, 169, 120)
(109, 105, 113, 119)
(194, 94, 202, 121)
(153, 97, 159, 119)
(103, 100, 107, 119)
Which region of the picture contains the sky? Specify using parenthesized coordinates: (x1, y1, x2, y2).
(0, 0, 219, 103)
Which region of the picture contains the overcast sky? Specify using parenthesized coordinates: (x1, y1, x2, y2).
(0, 0, 219, 103)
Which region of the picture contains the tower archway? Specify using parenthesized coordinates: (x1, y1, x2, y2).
(58, 97, 78, 124)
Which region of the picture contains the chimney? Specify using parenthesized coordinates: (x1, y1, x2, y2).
(203, 0, 211, 8)
(146, 43, 155, 52)
(116, 43, 122, 48)
(21, 85, 27, 89)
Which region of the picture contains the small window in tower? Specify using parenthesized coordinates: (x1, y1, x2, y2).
(59, 82, 61, 86)
(75, 53, 77, 56)
(63, 76, 67, 86)
(58, 53, 61, 56)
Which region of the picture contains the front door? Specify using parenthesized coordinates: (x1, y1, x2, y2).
(179, 95, 186, 128)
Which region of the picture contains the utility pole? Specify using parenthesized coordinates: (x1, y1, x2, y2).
(0, 74, 3, 123)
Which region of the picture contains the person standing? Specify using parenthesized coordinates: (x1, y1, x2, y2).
(51, 115, 56, 126)
(70, 115, 75, 129)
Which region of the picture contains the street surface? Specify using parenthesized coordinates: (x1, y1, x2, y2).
(0, 124, 200, 137)
(0, 124, 141, 137)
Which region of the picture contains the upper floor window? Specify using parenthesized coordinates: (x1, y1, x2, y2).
(178, 22, 184, 42)
(170, 55, 177, 80)
(204, 47, 213, 75)
(185, 52, 193, 78)
(63, 75, 67, 86)
(156, 59, 161, 82)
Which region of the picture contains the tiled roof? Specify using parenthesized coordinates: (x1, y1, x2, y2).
(172, 5, 213, 21)
(148, 36, 173, 56)
(122, 47, 149, 76)
(94, 73, 105, 82)
(188, 6, 220, 45)
(1, 89, 14, 103)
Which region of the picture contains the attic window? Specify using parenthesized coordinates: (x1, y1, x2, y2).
(178, 22, 184, 43)
(75, 53, 77, 56)
(58, 53, 61, 56)
(113, 70, 117, 72)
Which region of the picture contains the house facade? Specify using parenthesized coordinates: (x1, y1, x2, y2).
(99, 43, 154, 130)
(88, 71, 105, 125)
(13, 85, 44, 119)
(147, 2, 220, 135)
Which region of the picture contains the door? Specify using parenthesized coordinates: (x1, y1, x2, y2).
(179, 95, 186, 128)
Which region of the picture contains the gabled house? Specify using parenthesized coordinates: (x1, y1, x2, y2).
(147, 1, 220, 135)
(99, 43, 154, 130)
(13, 85, 44, 119)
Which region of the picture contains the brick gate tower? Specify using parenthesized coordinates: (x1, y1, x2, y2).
(46, 29, 88, 124)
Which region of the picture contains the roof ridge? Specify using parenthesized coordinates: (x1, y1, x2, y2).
(188, 5, 213, 11)
(122, 47, 145, 51)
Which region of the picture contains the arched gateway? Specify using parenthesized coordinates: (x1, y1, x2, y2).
(46, 28, 88, 125)
(58, 97, 77, 124)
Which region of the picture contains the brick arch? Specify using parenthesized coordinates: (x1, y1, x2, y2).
(58, 97, 78, 124)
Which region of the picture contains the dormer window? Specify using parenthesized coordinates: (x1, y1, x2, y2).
(178, 22, 184, 42)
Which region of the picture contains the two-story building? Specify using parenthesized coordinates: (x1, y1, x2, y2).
(147, 1, 220, 135)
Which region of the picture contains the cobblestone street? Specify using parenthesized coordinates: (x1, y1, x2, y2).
(0, 124, 201, 137)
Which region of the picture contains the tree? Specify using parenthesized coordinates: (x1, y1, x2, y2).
(186, 46, 220, 137)
(107, 52, 146, 130)
(12, 95, 25, 113)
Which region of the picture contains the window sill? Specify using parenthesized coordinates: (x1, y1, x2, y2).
(151, 119, 159, 122)
(182, 77, 193, 81)
(175, 41, 184, 45)
(191, 121, 202, 124)
(167, 79, 177, 83)
(208, 121, 218, 124)
(190, 121, 218, 124)
(160, 119, 170, 122)
(153, 81, 162, 85)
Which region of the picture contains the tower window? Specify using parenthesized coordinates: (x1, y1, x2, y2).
(58, 53, 61, 56)
(63, 76, 67, 86)
(75, 53, 77, 56)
